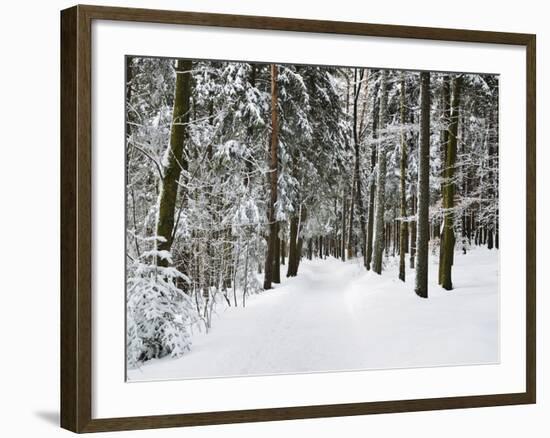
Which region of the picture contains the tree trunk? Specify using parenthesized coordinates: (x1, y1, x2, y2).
(366, 144, 377, 270)
(288, 206, 307, 276)
(347, 179, 355, 259)
(352, 69, 368, 268)
(287, 216, 299, 277)
(438, 76, 451, 282)
(263, 64, 279, 289)
(409, 194, 416, 268)
(372, 70, 388, 274)
(273, 222, 280, 283)
(341, 191, 347, 261)
(415, 71, 431, 298)
(439, 75, 462, 291)
(398, 73, 408, 282)
(156, 59, 193, 267)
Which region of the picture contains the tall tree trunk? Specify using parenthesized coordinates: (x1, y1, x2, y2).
(287, 216, 299, 277)
(366, 78, 381, 270)
(438, 76, 451, 283)
(352, 69, 368, 268)
(415, 71, 431, 298)
(263, 64, 279, 289)
(439, 75, 462, 291)
(366, 143, 377, 270)
(410, 194, 417, 269)
(347, 177, 355, 259)
(398, 73, 408, 281)
(156, 59, 193, 267)
(287, 206, 306, 276)
(372, 70, 388, 274)
(273, 223, 280, 283)
(341, 191, 347, 261)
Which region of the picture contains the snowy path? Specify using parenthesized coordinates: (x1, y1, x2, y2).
(128, 249, 499, 381)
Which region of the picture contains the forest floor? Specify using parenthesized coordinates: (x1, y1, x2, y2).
(127, 247, 499, 382)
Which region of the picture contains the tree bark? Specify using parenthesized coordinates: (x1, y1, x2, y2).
(372, 70, 388, 274)
(415, 71, 431, 298)
(156, 59, 193, 267)
(438, 76, 451, 282)
(347, 178, 355, 259)
(439, 75, 462, 291)
(398, 73, 408, 282)
(287, 216, 299, 277)
(273, 222, 281, 283)
(287, 206, 306, 276)
(263, 64, 279, 289)
(352, 69, 368, 268)
(341, 192, 347, 261)
(366, 142, 377, 270)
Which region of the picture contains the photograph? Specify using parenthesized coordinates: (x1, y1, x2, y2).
(124, 56, 500, 382)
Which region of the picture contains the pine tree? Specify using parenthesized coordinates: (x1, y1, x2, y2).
(438, 76, 451, 283)
(353, 69, 368, 268)
(156, 59, 193, 267)
(264, 64, 279, 290)
(439, 75, 463, 291)
(365, 95, 378, 271)
(415, 71, 431, 298)
(398, 73, 408, 281)
(372, 70, 388, 275)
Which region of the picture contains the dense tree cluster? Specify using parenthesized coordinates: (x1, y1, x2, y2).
(125, 57, 499, 367)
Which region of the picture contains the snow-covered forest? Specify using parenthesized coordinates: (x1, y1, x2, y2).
(125, 57, 499, 378)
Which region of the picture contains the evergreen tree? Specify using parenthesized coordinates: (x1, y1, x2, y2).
(372, 70, 388, 275)
(415, 71, 431, 298)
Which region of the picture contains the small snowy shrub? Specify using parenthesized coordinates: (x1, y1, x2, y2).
(126, 250, 197, 368)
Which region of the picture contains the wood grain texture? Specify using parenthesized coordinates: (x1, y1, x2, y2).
(525, 34, 536, 404)
(60, 4, 536, 433)
(60, 5, 78, 432)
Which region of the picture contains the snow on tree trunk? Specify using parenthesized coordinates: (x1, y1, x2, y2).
(156, 59, 193, 267)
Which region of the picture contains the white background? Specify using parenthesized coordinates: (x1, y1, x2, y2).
(0, 0, 546, 436)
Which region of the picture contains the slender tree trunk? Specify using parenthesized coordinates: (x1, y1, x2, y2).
(263, 64, 279, 289)
(372, 70, 388, 274)
(156, 59, 193, 267)
(347, 179, 355, 259)
(273, 223, 280, 283)
(410, 194, 417, 268)
(341, 191, 347, 261)
(415, 71, 431, 298)
(352, 69, 368, 268)
(288, 205, 307, 273)
(439, 75, 462, 290)
(366, 144, 377, 270)
(438, 76, 451, 283)
(287, 216, 299, 277)
(398, 73, 408, 281)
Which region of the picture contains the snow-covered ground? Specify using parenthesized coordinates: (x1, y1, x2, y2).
(127, 248, 499, 382)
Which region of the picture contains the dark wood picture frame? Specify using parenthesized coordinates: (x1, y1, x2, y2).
(60, 4, 536, 433)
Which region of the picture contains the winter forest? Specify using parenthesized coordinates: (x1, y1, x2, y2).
(126, 56, 500, 380)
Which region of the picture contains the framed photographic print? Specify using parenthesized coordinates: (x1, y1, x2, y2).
(60, 4, 536, 433)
